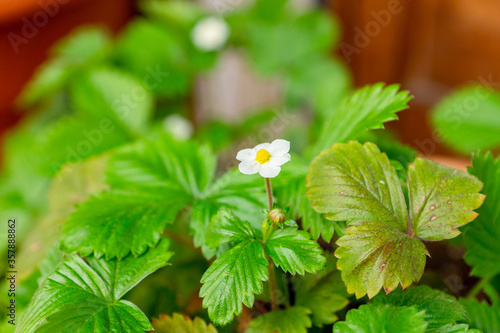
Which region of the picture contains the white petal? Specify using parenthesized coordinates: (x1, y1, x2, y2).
(239, 161, 260, 175)
(254, 142, 271, 151)
(236, 148, 256, 162)
(259, 163, 281, 178)
(191, 17, 230, 51)
(269, 139, 290, 156)
(270, 153, 291, 166)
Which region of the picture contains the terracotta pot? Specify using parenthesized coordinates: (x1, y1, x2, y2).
(0, 0, 135, 136)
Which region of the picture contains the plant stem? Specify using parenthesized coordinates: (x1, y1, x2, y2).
(467, 276, 493, 299)
(265, 178, 273, 211)
(263, 178, 279, 309)
(265, 252, 279, 310)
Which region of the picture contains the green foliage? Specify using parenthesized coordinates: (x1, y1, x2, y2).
(264, 227, 325, 275)
(152, 313, 217, 333)
(358, 130, 418, 171)
(17, 155, 108, 280)
(193, 170, 267, 257)
(308, 141, 408, 228)
(460, 299, 500, 332)
(333, 304, 428, 333)
(114, 19, 191, 97)
(205, 208, 256, 247)
(71, 67, 153, 135)
(246, 306, 312, 333)
(313, 83, 411, 155)
(32, 67, 153, 176)
(307, 141, 484, 298)
(408, 158, 484, 241)
(106, 135, 215, 194)
(276, 159, 335, 242)
(61, 189, 188, 259)
(17, 239, 172, 333)
(373, 286, 466, 329)
(286, 56, 351, 116)
(200, 239, 268, 326)
(242, 5, 338, 75)
(431, 85, 500, 153)
(200, 206, 327, 325)
(4, 0, 494, 330)
(294, 255, 349, 326)
(61, 136, 212, 259)
(19, 27, 111, 107)
(336, 222, 428, 298)
(427, 324, 481, 333)
(464, 152, 500, 277)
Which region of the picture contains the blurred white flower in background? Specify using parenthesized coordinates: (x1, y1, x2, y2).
(163, 114, 194, 141)
(191, 17, 230, 52)
(236, 139, 291, 178)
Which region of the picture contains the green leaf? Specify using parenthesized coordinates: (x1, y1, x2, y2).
(307, 141, 484, 298)
(61, 137, 214, 259)
(460, 299, 500, 333)
(358, 130, 418, 170)
(35, 115, 129, 175)
(431, 85, 500, 153)
(308, 141, 408, 231)
(373, 286, 466, 329)
(205, 208, 256, 248)
(152, 313, 218, 333)
(408, 158, 484, 241)
(336, 222, 428, 298)
(61, 189, 189, 259)
(333, 304, 428, 333)
(27, 66, 155, 175)
(200, 239, 268, 325)
(245, 10, 337, 75)
(427, 324, 481, 333)
(141, 1, 203, 28)
(265, 227, 325, 275)
(52, 26, 110, 62)
(286, 56, 351, 117)
(17, 239, 173, 333)
(18, 59, 69, 108)
(17, 155, 109, 280)
(71, 67, 153, 135)
(276, 161, 334, 242)
(19, 27, 111, 107)
(246, 306, 312, 333)
(464, 152, 500, 277)
(313, 83, 411, 154)
(115, 19, 190, 97)
(191, 170, 266, 258)
(294, 263, 348, 326)
(106, 136, 216, 196)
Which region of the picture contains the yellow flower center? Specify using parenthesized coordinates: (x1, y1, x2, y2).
(255, 149, 271, 164)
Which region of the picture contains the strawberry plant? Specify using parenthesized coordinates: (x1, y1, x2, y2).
(1, 0, 500, 332)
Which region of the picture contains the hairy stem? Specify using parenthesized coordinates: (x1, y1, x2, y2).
(163, 230, 203, 255)
(265, 252, 279, 310)
(265, 178, 273, 211)
(467, 276, 493, 299)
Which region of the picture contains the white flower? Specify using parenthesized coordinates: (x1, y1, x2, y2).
(163, 114, 194, 141)
(190, 17, 230, 52)
(236, 139, 291, 178)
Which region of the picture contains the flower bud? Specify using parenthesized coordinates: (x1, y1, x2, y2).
(269, 209, 286, 223)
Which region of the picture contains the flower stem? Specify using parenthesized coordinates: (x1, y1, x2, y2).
(467, 276, 493, 299)
(265, 252, 279, 310)
(264, 178, 278, 310)
(265, 178, 273, 211)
